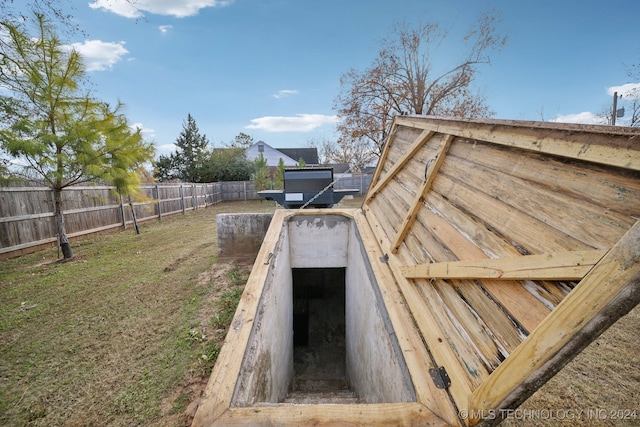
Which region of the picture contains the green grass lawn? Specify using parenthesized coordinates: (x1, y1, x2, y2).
(0, 200, 276, 427)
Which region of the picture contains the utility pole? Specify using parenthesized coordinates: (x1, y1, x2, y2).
(612, 91, 618, 125)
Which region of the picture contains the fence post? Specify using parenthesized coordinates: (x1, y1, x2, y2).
(193, 184, 197, 210)
(180, 185, 185, 214)
(155, 184, 162, 220)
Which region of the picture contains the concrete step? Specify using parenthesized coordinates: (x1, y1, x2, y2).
(294, 378, 348, 392)
(281, 389, 361, 405)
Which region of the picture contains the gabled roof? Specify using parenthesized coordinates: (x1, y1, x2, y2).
(275, 148, 319, 165)
(245, 141, 298, 166)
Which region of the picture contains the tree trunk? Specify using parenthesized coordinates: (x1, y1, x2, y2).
(128, 195, 140, 235)
(53, 188, 73, 259)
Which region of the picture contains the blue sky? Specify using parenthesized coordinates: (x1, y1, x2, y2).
(58, 0, 639, 157)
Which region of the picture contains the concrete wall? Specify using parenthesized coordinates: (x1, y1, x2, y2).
(216, 213, 273, 261)
(232, 213, 414, 405)
(287, 215, 350, 268)
(232, 225, 293, 405)
(345, 224, 416, 403)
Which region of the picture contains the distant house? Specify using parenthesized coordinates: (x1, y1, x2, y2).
(245, 141, 319, 167)
(276, 148, 319, 166)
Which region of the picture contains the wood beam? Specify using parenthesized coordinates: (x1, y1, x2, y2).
(468, 220, 640, 426)
(368, 121, 400, 193)
(401, 249, 608, 281)
(390, 134, 454, 254)
(211, 403, 449, 426)
(395, 115, 640, 171)
(365, 129, 435, 204)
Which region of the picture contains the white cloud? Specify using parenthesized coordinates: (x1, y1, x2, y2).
(130, 123, 155, 140)
(551, 112, 607, 125)
(607, 82, 640, 98)
(157, 143, 177, 155)
(159, 25, 173, 34)
(67, 40, 129, 71)
(89, 0, 234, 18)
(272, 89, 299, 99)
(246, 114, 339, 132)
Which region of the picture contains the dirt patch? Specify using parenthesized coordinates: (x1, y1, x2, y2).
(164, 243, 212, 272)
(160, 261, 253, 426)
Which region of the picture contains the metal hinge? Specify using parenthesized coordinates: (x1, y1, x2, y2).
(429, 366, 451, 389)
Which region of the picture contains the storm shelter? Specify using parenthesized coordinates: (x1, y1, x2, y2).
(230, 214, 416, 407)
(193, 116, 640, 427)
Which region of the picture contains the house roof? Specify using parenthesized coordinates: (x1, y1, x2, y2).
(275, 148, 318, 165)
(245, 141, 297, 166)
(245, 142, 319, 167)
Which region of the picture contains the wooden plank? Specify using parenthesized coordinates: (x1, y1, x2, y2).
(422, 192, 522, 259)
(192, 210, 289, 426)
(0, 212, 55, 223)
(365, 191, 403, 243)
(443, 151, 636, 249)
(364, 205, 477, 415)
(211, 402, 451, 426)
(391, 134, 454, 254)
(447, 138, 640, 217)
(395, 115, 640, 170)
(401, 250, 608, 281)
(432, 173, 594, 254)
(469, 220, 640, 425)
(431, 278, 509, 372)
(354, 212, 461, 426)
(365, 129, 435, 204)
(413, 207, 550, 333)
(369, 121, 399, 191)
(383, 127, 427, 170)
(401, 225, 443, 264)
(420, 191, 581, 311)
(451, 279, 527, 355)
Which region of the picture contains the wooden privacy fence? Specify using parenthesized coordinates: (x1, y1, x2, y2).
(0, 176, 372, 258)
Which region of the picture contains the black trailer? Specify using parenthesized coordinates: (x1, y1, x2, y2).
(258, 167, 358, 209)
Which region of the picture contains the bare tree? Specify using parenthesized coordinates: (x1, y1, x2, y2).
(334, 11, 507, 158)
(626, 63, 640, 127)
(308, 137, 375, 172)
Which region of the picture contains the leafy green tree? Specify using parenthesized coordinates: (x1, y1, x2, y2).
(252, 154, 271, 191)
(297, 158, 307, 168)
(0, 14, 155, 259)
(154, 113, 209, 182)
(273, 158, 285, 189)
(228, 132, 255, 149)
(153, 154, 179, 181)
(203, 147, 253, 182)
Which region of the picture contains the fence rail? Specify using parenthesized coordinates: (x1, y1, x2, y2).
(0, 175, 371, 258)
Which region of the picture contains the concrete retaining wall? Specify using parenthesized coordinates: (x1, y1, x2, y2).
(232, 213, 415, 405)
(216, 213, 273, 261)
(232, 224, 293, 404)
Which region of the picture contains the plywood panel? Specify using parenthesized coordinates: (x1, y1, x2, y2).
(443, 150, 636, 248)
(447, 138, 640, 217)
(432, 173, 593, 254)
